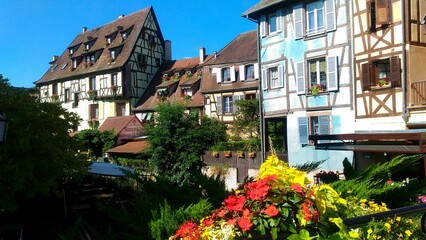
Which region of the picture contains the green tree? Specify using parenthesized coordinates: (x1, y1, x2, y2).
(233, 98, 259, 138)
(145, 101, 226, 186)
(74, 129, 117, 159)
(0, 75, 86, 211)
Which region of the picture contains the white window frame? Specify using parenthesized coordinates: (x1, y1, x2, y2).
(260, 9, 283, 37)
(223, 96, 233, 114)
(261, 65, 284, 90)
(308, 58, 327, 87)
(306, 0, 325, 35)
(222, 68, 231, 82)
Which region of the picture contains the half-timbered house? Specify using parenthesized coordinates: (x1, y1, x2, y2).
(36, 7, 167, 131)
(244, 0, 354, 170)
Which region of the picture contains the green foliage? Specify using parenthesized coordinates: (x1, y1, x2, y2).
(74, 129, 117, 159)
(146, 101, 226, 186)
(232, 98, 260, 138)
(293, 159, 326, 173)
(331, 154, 426, 208)
(0, 75, 86, 211)
(342, 157, 357, 180)
(149, 199, 212, 240)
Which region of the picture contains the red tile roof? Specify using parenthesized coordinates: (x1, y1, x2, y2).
(98, 115, 142, 135)
(36, 7, 157, 85)
(201, 30, 258, 94)
(133, 56, 211, 112)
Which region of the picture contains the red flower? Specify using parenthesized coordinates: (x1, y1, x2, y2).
(242, 208, 251, 218)
(245, 179, 270, 200)
(238, 217, 253, 232)
(224, 195, 245, 212)
(227, 218, 237, 225)
(290, 183, 303, 193)
(202, 218, 213, 227)
(265, 204, 279, 217)
(175, 221, 200, 239)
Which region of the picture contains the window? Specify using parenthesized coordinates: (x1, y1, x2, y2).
(107, 37, 112, 44)
(73, 93, 79, 108)
(260, 10, 283, 37)
(52, 83, 58, 96)
(86, 55, 95, 64)
(367, 0, 391, 32)
(223, 96, 233, 113)
(298, 115, 330, 145)
(116, 103, 125, 116)
(361, 56, 400, 90)
(89, 104, 99, 120)
(261, 65, 284, 90)
(308, 58, 327, 88)
(245, 65, 255, 80)
(61, 63, 68, 70)
(182, 87, 193, 97)
(89, 77, 96, 90)
(65, 89, 70, 102)
(122, 32, 127, 40)
(296, 56, 338, 95)
(222, 68, 231, 82)
(293, 0, 335, 39)
(245, 94, 256, 100)
(85, 43, 90, 50)
(306, 1, 324, 34)
(111, 73, 118, 86)
(266, 118, 287, 152)
(72, 59, 77, 68)
(110, 50, 116, 60)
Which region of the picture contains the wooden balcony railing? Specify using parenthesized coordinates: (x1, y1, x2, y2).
(410, 80, 426, 106)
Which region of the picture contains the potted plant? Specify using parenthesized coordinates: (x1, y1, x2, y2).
(223, 150, 232, 158)
(309, 84, 326, 96)
(315, 170, 340, 184)
(110, 85, 118, 96)
(237, 150, 245, 158)
(378, 75, 389, 87)
(249, 151, 257, 158)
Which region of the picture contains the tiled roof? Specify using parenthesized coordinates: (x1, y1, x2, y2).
(242, 0, 286, 18)
(204, 30, 257, 66)
(36, 7, 154, 85)
(98, 115, 142, 135)
(133, 56, 210, 112)
(107, 140, 149, 154)
(200, 30, 258, 94)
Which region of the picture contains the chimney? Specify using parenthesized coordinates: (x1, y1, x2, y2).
(199, 47, 205, 63)
(118, 14, 125, 19)
(52, 55, 59, 62)
(214, 51, 217, 59)
(165, 40, 172, 61)
(82, 27, 87, 33)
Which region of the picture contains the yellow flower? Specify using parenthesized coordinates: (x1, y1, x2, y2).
(384, 222, 391, 232)
(367, 228, 373, 235)
(405, 230, 412, 236)
(347, 189, 353, 194)
(349, 231, 359, 238)
(396, 216, 401, 222)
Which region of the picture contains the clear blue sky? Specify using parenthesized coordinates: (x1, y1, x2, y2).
(0, 0, 259, 88)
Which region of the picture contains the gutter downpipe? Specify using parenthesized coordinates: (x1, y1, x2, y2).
(401, 0, 409, 123)
(245, 14, 266, 163)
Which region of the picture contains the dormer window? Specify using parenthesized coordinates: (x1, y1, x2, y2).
(72, 59, 77, 68)
(121, 32, 127, 40)
(110, 50, 116, 60)
(222, 68, 231, 82)
(61, 63, 68, 70)
(157, 88, 168, 98)
(86, 55, 95, 64)
(85, 43, 90, 50)
(107, 37, 112, 44)
(182, 86, 193, 97)
(69, 49, 74, 55)
(245, 65, 255, 80)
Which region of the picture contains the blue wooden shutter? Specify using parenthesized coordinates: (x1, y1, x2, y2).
(260, 15, 267, 37)
(278, 65, 284, 88)
(293, 5, 303, 39)
(216, 96, 222, 115)
(298, 117, 309, 145)
(327, 56, 338, 91)
(325, 0, 336, 31)
(262, 69, 268, 90)
(277, 9, 283, 33)
(296, 61, 305, 94)
(318, 115, 330, 135)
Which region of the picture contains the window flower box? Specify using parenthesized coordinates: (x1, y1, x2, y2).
(212, 151, 219, 158)
(87, 90, 97, 100)
(237, 151, 245, 158)
(223, 150, 232, 158)
(309, 84, 326, 96)
(249, 151, 257, 158)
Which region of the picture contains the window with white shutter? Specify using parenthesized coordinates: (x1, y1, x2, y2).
(216, 96, 222, 115)
(298, 117, 309, 145)
(261, 69, 268, 90)
(230, 66, 236, 82)
(296, 61, 305, 94)
(293, 4, 304, 39)
(326, 56, 338, 91)
(260, 15, 267, 37)
(278, 65, 284, 88)
(325, 0, 336, 31)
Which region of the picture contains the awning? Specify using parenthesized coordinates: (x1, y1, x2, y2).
(309, 131, 426, 153)
(88, 162, 135, 177)
(106, 140, 149, 154)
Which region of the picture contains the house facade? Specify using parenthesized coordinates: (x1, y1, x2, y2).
(132, 48, 211, 120)
(244, 0, 354, 171)
(201, 30, 259, 127)
(36, 7, 167, 131)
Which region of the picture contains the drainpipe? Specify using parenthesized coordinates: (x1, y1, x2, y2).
(245, 14, 265, 163)
(401, 0, 409, 123)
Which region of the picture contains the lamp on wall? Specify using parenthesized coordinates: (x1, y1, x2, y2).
(0, 111, 8, 143)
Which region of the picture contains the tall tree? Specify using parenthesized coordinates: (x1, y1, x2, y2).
(232, 98, 260, 138)
(0, 75, 85, 211)
(145, 101, 227, 186)
(75, 129, 117, 159)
